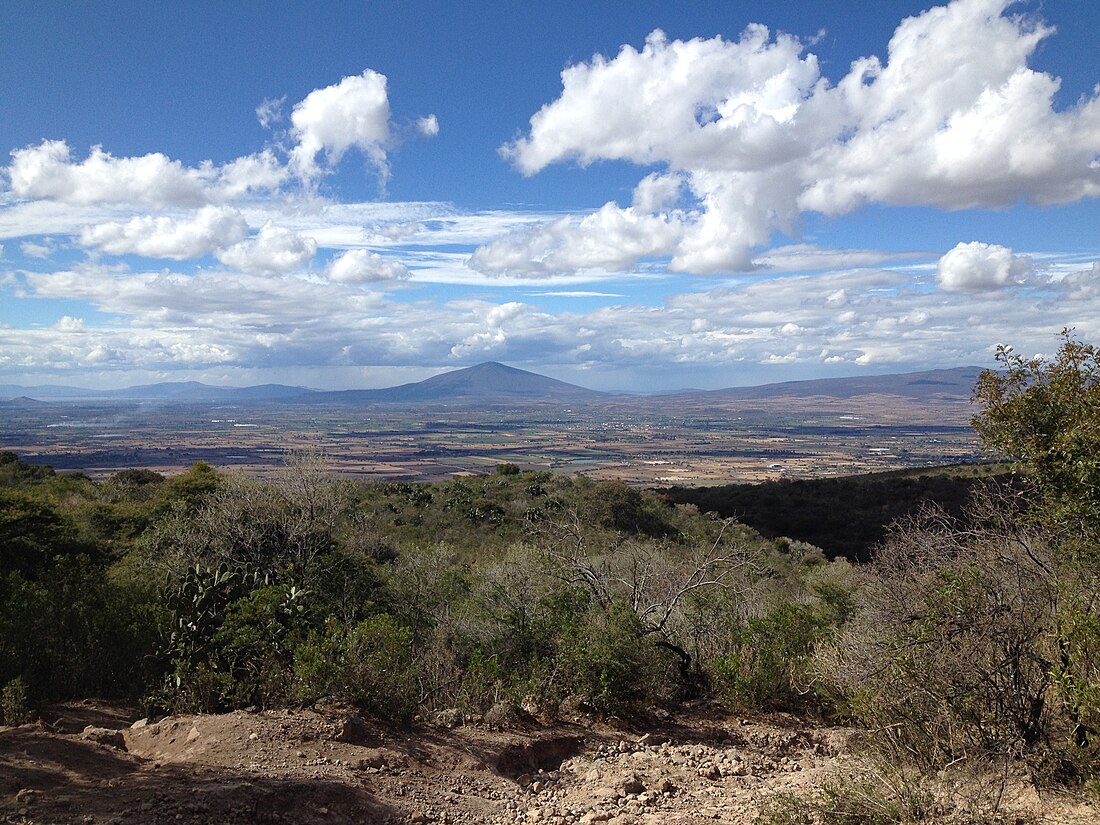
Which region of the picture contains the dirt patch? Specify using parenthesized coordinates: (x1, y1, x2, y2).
(496, 736, 585, 778)
(2, 702, 1096, 825)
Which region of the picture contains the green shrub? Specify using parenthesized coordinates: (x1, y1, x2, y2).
(558, 602, 675, 716)
(1, 677, 32, 725)
(711, 599, 835, 710)
(343, 615, 421, 723)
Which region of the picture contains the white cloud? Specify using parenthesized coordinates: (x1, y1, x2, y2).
(216, 150, 289, 199)
(256, 96, 286, 129)
(1058, 261, 1100, 299)
(8, 254, 1100, 388)
(215, 223, 317, 273)
(417, 115, 440, 137)
(79, 205, 249, 259)
(632, 172, 684, 213)
(935, 241, 1035, 292)
(289, 70, 392, 182)
(496, 0, 1100, 276)
(20, 240, 52, 258)
(468, 202, 683, 277)
(53, 315, 85, 332)
(325, 249, 409, 283)
(753, 244, 919, 273)
(6, 140, 288, 207)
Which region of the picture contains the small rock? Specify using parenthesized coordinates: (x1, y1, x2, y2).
(357, 750, 386, 770)
(130, 718, 149, 730)
(15, 789, 41, 806)
(80, 726, 127, 750)
(186, 725, 201, 743)
(699, 764, 722, 780)
(620, 775, 644, 796)
(334, 713, 369, 743)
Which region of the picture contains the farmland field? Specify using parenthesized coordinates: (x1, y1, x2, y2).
(0, 391, 980, 483)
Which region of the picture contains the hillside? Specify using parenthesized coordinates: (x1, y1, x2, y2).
(681, 365, 983, 402)
(663, 462, 1012, 561)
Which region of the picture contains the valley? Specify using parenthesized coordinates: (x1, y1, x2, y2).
(1, 392, 978, 484)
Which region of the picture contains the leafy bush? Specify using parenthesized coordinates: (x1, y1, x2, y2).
(558, 601, 676, 716)
(711, 597, 842, 710)
(343, 615, 421, 723)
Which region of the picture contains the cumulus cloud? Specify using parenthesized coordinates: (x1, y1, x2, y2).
(6, 140, 288, 207)
(215, 223, 317, 274)
(1058, 261, 1100, 299)
(468, 202, 683, 277)
(79, 205, 249, 259)
(935, 241, 1035, 292)
(632, 172, 685, 213)
(289, 69, 392, 182)
(325, 249, 409, 283)
(492, 0, 1100, 276)
(54, 315, 85, 332)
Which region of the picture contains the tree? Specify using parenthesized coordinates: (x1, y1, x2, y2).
(972, 329, 1100, 547)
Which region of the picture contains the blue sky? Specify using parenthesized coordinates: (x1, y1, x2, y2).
(1, 0, 1097, 391)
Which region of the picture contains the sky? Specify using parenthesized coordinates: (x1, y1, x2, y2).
(0, 0, 1098, 392)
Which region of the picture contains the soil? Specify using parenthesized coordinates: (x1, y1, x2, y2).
(1, 701, 1096, 824)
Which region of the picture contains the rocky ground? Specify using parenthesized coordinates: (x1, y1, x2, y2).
(1, 701, 1096, 824)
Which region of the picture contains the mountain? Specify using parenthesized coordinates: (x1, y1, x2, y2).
(0, 381, 313, 402)
(0, 364, 985, 406)
(302, 361, 604, 404)
(691, 366, 984, 402)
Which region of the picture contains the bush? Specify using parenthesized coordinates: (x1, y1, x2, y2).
(817, 500, 1058, 769)
(711, 598, 840, 711)
(558, 601, 676, 716)
(343, 615, 421, 723)
(1, 677, 32, 725)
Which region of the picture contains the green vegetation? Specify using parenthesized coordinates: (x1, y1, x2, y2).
(1, 332, 1097, 817)
(664, 461, 1010, 561)
(0, 450, 843, 724)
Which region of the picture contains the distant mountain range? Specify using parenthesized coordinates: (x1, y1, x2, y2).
(0, 380, 312, 402)
(0, 361, 985, 405)
(693, 366, 983, 402)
